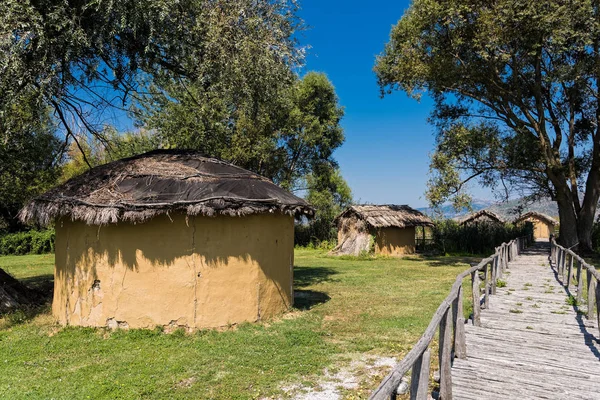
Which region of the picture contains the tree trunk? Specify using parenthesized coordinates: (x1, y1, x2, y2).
(549, 171, 579, 248)
(557, 201, 579, 248)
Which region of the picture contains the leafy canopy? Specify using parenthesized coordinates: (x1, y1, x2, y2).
(375, 0, 600, 248)
(1, 0, 303, 151)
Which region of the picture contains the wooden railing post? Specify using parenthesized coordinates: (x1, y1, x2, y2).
(596, 282, 600, 339)
(438, 309, 453, 400)
(367, 237, 529, 400)
(483, 263, 490, 309)
(471, 269, 481, 326)
(567, 254, 573, 288)
(454, 287, 467, 359)
(410, 349, 430, 400)
(587, 270, 596, 320)
(558, 249, 564, 278)
(491, 257, 498, 295)
(576, 259, 583, 305)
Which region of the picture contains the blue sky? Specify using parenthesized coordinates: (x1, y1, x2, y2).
(298, 0, 489, 207)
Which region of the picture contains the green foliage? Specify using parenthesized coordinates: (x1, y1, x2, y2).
(1, 0, 303, 143)
(295, 168, 352, 246)
(565, 294, 579, 307)
(150, 71, 345, 191)
(60, 129, 162, 182)
(431, 220, 532, 255)
(375, 0, 600, 249)
(0, 91, 62, 232)
(0, 230, 55, 256)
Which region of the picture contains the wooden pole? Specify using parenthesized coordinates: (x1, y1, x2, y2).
(491, 258, 498, 295)
(454, 286, 467, 359)
(596, 282, 600, 339)
(567, 254, 573, 288)
(484, 263, 490, 309)
(471, 270, 481, 326)
(410, 349, 431, 400)
(587, 270, 596, 320)
(576, 260, 583, 305)
(438, 309, 453, 400)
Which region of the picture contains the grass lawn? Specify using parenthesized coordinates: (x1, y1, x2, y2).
(0, 250, 477, 399)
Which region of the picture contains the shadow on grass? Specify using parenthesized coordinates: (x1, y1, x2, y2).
(403, 255, 481, 268)
(0, 274, 53, 330)
(293, 290, 331, 310)
(294, 266, 338, 287)
(20, 274, 54, 300)
(292, 266, 335, 310)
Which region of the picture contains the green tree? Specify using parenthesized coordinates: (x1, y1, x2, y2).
(0, 92, 62, 232)
(375, 0, 600, 250)
(1, 0, 303, 154)
(301, 168, 353, 244)
(60, 129, 162, 182)
(150, 71, 345, 192)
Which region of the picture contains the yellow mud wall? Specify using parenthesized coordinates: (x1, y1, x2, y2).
(374, 227, 416, 256)
(533, 220, 551, 239)
(53, 213, 294, 329)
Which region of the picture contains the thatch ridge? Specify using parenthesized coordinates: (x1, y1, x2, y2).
(459, 209, 505, 225)
(514, 211, 558, 226)
(334, 204, 434, 229)
(20, 149, 314, 226)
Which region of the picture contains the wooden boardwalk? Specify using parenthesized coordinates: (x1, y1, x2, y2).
(452, 241, 600, 399)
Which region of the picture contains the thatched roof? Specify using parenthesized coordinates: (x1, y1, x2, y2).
(335, 205, 434, 229)
(514, 211, 558, 226)
(20, 150, 314, 226)
(459, 209, 505, 225)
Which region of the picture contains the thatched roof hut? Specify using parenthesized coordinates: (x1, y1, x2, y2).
(20, 149, 313, 225)
(514, 211, 558, 239)
(459, 209, 505, 226)
(20, 150, 313, 330)
(331, 205, 434, 256)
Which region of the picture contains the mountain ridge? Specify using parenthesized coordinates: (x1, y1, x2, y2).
(417, 197, 559, 220)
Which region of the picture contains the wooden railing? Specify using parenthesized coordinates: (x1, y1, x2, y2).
(369, 236, 529, 400)
(550, 238, 600, 337)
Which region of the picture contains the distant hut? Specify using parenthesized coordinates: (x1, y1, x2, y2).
(514, 211, 558, 239)
(20, 150, 313, 330)
(459, 210, 505, 226)
(331, 205, 434, 256)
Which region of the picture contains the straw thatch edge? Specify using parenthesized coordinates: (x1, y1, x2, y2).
(19, 197, 314, 227)
(459, 209, 505, 225)
(334, 204, 434, 229)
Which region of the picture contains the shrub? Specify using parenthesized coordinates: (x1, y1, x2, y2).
(431, 220, 532, 255)
(0, 229, 55, 255)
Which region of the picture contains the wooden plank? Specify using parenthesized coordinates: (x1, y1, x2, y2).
(452, 240, 600, 400)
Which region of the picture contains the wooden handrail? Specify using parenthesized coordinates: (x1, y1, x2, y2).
(369, 236, 529, 400)
(549, 238, 600, 330)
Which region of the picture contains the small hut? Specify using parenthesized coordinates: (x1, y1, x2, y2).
(331, 205, 434, 256)
(20, 150, 313, 330)
(459, 210, 505, 226)
(514, 211, 558, 239)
